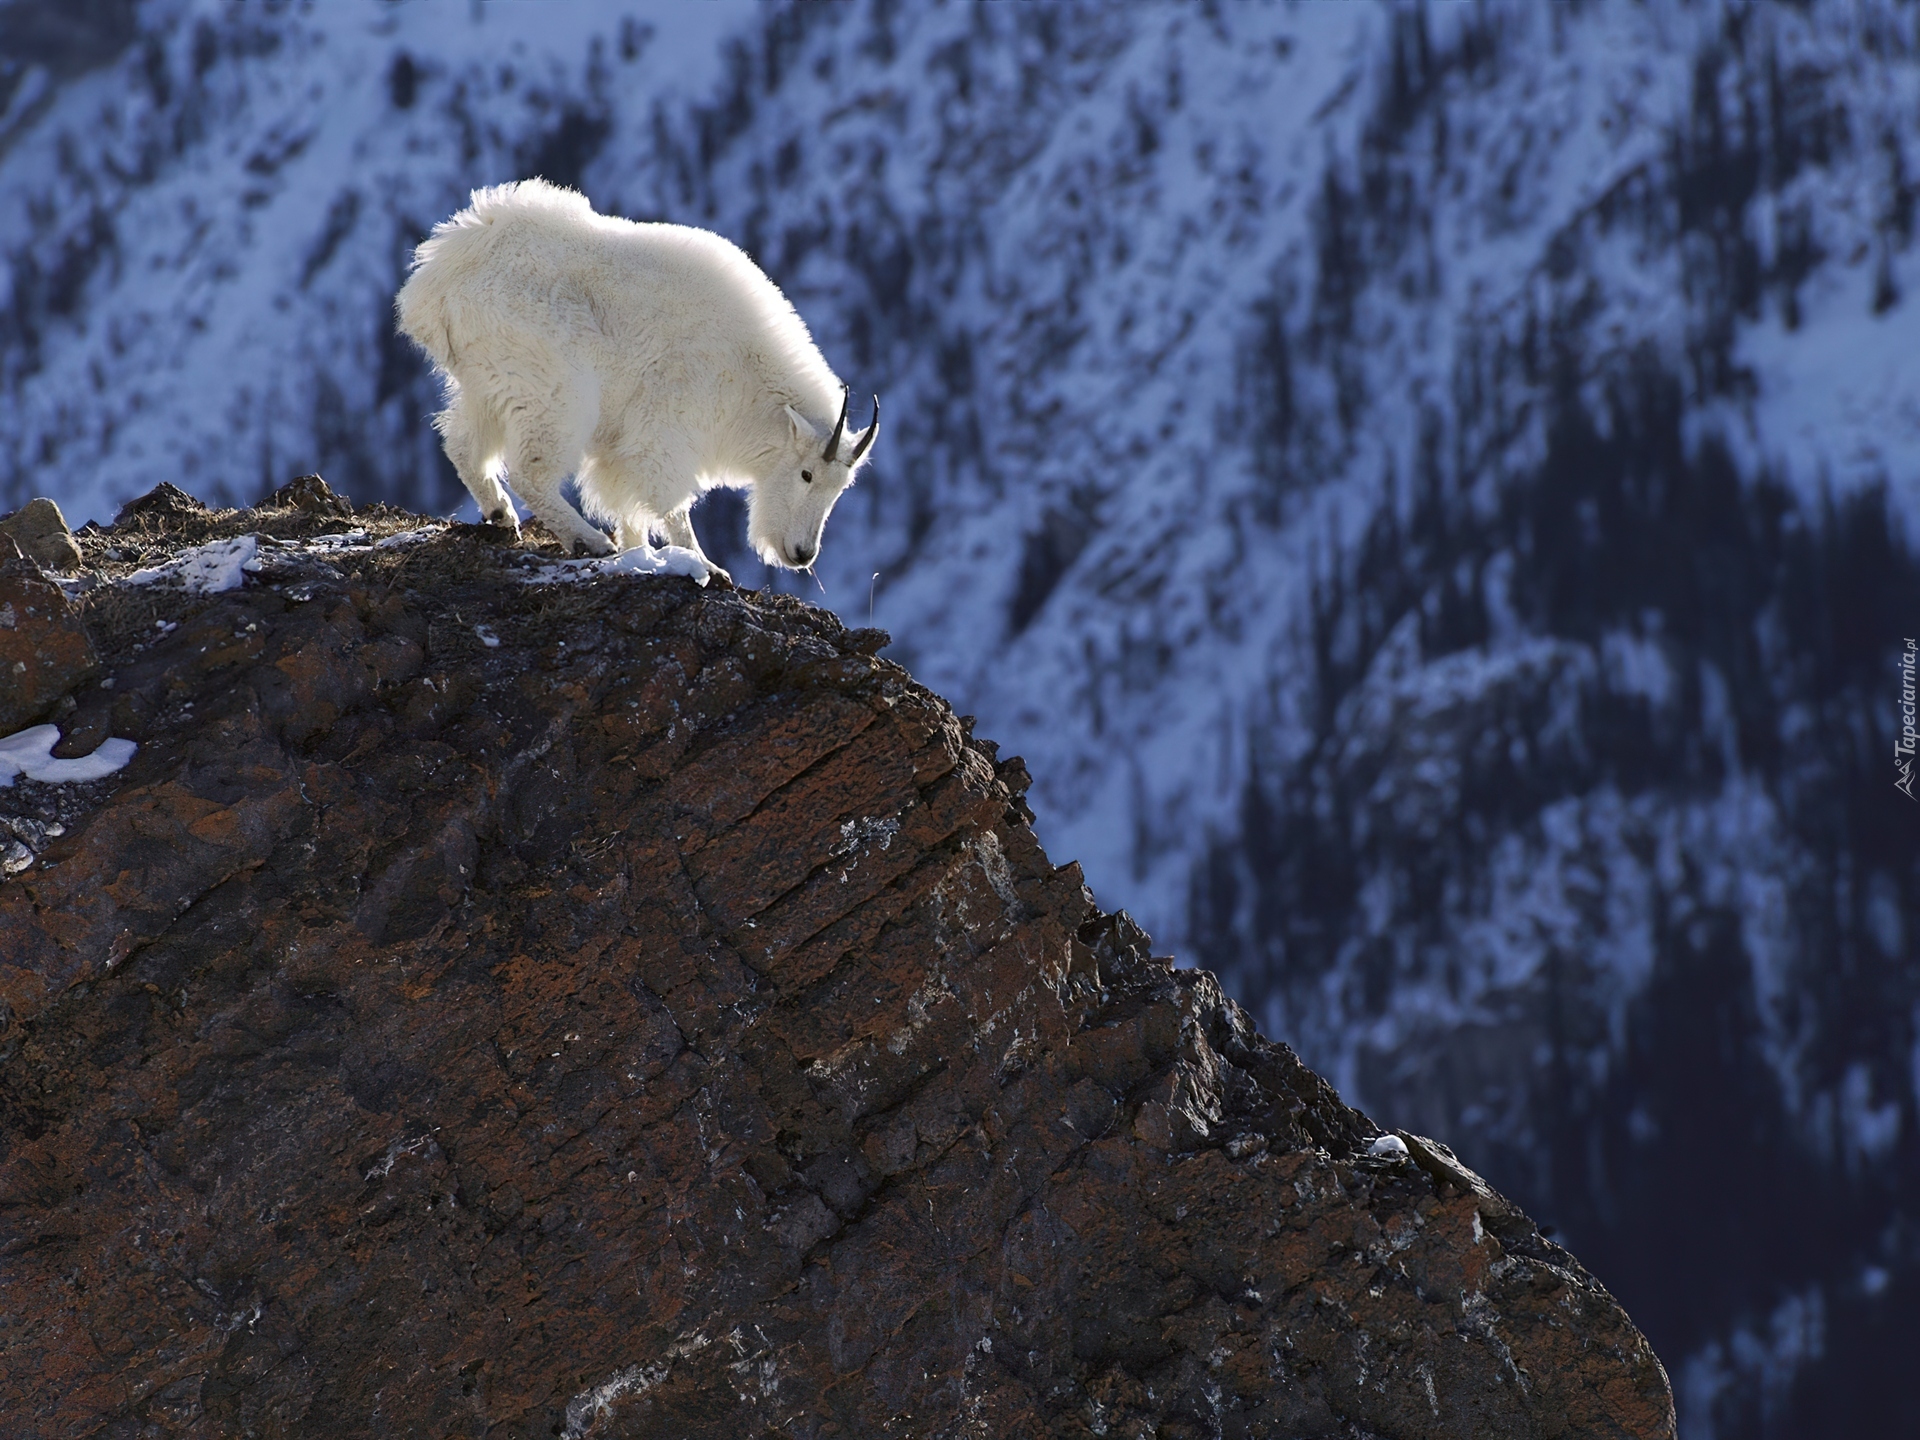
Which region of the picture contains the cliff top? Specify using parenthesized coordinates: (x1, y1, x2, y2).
(0, 480, 1673, 1439)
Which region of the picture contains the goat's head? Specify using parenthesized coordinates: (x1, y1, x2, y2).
(752, 387, 879, 570)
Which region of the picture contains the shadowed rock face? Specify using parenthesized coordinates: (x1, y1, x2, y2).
(0, 488, 1674, 1439)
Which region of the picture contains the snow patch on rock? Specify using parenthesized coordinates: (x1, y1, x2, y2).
(124, 534, 259, 593)
(0, 724, 136, 788)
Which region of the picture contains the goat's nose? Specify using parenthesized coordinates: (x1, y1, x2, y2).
(792, 541, 817, 566)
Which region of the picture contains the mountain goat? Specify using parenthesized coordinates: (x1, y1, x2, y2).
(395, 178, 878, 578)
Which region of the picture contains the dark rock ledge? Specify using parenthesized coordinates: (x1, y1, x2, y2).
(0, 482, 1675, 1439)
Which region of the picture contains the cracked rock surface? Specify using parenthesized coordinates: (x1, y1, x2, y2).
(0, 487, 1674, 1438)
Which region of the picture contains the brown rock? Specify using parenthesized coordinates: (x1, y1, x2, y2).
(264, 472, 355, 516)
(0, 544, 100, 733)
(111, 480, 209, 527)
(0, 498, 84, 572)
(0, 500, 1675, 1439)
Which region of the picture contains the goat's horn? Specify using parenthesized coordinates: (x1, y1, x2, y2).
(824, 385, 850, 461)
(851, 393, 880, 461)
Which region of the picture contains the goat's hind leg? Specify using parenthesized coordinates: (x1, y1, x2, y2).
(503, 395, 612, 557)
(436, 393, 517, 529)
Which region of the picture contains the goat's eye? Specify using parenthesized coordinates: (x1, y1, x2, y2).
(801, 469, 814, 484)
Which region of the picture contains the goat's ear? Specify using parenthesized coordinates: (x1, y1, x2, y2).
(784, 405, 818, 445)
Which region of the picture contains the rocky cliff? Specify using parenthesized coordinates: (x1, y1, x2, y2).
(0, 484, 1674, 1439)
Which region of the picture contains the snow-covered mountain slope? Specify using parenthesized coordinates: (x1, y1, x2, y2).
(629, 13, 1920, 1436)
(4, 3, 1917, 1436)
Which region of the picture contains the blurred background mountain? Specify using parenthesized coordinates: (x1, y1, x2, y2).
(3, 2, 1916, 1434)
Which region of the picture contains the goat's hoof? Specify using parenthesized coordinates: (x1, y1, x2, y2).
(706, 566, 736, 589)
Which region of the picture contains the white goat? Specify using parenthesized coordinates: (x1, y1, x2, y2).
(395, 179, 877, 578)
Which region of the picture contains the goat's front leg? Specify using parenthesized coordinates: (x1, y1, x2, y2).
(657, 507, 732, 586)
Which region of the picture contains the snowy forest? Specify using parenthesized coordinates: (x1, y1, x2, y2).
(3, 2, 1917, 1435)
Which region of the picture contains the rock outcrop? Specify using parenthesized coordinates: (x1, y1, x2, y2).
(0, 498, 85, 574)
(0, 536, 98, 735)
(0, 485, 1675, 1439)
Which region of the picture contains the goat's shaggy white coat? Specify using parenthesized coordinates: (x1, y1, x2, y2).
(395, 179, 876, 575)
